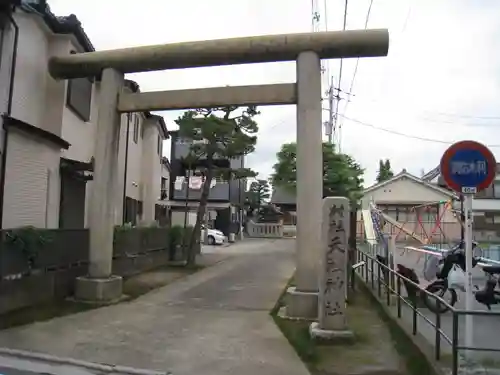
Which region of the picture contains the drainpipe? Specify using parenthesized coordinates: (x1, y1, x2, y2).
(0, 12, 19, 229)
(121, 113, 131, 224)
(460, 194, 464, 243)
(182, 164, 191, 252)
(183, 164, 191, 229)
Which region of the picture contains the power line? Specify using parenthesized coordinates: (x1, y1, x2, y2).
(400, 2, 412, 35)
(424, 112, 500, 121)
(311, 0, 329, 90)
(339, 114, 500, 148)
(323, 0, 330, 80)
(337, 0, 348, 89)
(335, 88, 500, 122)
(334, 0, 349, 151)
(315, 0, 336, 142)
(337, 0, 373, 146)
(345, 0, 373, 105)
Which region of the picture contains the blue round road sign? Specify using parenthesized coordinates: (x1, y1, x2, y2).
(440, 140, 496, 193)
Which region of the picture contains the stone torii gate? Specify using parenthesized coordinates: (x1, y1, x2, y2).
(49, 29, 389, 317)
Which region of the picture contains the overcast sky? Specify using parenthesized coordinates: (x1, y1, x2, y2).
(48, 0, 500, 186)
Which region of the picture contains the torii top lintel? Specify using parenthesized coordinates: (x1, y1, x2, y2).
(48, 29, 389, 80)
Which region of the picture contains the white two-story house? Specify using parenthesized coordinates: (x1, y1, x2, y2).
(359, 169, 460, 242)
(157, 156, 171, 226)
(115, 80, 168, 227)
(0, 1, 168, 229)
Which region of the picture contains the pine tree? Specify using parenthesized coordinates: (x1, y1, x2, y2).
(376, 159, 394, 183)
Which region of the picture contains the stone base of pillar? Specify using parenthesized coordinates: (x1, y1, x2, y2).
(74, 275, 123, 304)
(285, 286, 318, 319)
(309, 322, 354, 342)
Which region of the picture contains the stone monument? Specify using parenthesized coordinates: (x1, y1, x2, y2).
(310, 196, 353, 339)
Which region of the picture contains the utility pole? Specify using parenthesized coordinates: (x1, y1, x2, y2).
(325, 76, 335, 144)
(311, 0, 335, 144)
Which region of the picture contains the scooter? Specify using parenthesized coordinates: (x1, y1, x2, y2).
(423, 241, 500, 313)
(475, 265, 500, 310)
(422, 242, 479, 313)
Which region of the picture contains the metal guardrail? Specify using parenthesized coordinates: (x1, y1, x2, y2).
(353, 248, 500, 375)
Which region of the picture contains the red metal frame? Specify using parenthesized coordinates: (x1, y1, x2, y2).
(394, 201, 451, 244)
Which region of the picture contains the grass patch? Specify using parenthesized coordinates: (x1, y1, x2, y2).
(474, 357, 500, 369)
(270, 276, 319, 368)
(441, 352, 500, 370)
(271, 276, 407, 375)
(0, 300, 96, 330)
(0, 264, 204, 330)
(357, 276, 437, 375)
(273, 316, 319, 366)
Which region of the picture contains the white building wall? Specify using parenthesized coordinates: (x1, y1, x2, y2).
(361, 178, 456, 222)
(0, 24, 14, 148)
(161, 163, 169, 203)
(361, 177, 452, 208)
(0, 11, 95, 229)
(152, 154, 162, 208)
(60, 68, 99, 163)
(171, 211, 197, 227)
(140, 118, 162, 224)
(0, 13, 62, 229)
(126, 113, 144, 202)
(114, 113, 128, 225)
(43, 37, 67, 137)
(0, 10, 164, 229)
(10, 13, 49, 131)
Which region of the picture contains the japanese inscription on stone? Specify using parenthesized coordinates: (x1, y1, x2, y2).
(319, 197, 349, 331)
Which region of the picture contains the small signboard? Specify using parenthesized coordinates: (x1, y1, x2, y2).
(440, 140, 496, 194)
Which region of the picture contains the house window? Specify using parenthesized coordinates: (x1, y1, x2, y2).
(387, 206, 398, 221)
(398, 207, 407, 222)
(157, 135, 162, 155)
(406, 207, 416, 222)
(66, 50, 92, 121)
(66, 77, 92, 121)
(161, 177, 168, 200)
(485, 215, 500, 224)
(494, 182, 500, 198)
(133, 115, 139, 143)
(125, 197, 143, 226)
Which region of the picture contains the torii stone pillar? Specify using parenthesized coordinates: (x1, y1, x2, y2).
(285, 51, 323, 318)
(75, 68, 124, 302)
(49, 30, 389, 304)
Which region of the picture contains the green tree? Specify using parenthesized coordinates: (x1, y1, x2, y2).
(175, 106, 259, 266)
(376, 158, 394, 183)
(270, 142, 364, 203)
(246, 179, 271, 210)
(271, 142, 363, 288)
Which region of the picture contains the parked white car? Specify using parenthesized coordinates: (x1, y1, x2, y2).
(200, 225, 226, 245)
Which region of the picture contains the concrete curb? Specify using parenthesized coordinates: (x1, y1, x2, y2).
(0, 347, 171, 375)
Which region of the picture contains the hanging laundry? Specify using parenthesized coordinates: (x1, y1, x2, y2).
(189, 176, 203, 190)
(174, 176, 185, 191)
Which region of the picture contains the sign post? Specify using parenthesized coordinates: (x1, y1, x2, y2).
(440, 140, 496, 354)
